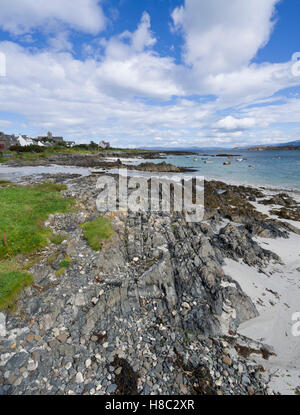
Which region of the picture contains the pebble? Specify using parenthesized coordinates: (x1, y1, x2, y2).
(25, 334, 35, 343)
(223, 355, 232, 366)
(106, 384, 118, 394)
(76, 373, 84, 384)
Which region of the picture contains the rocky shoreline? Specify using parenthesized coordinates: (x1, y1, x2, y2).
(4, 151, 196, 173)
(0, 170, 299, 396)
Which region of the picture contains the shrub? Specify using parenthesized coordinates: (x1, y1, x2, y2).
(9, 145, 45, 153)
(59, 258, 72, 269)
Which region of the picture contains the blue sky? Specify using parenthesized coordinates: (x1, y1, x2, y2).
(0, 0, 300, 148)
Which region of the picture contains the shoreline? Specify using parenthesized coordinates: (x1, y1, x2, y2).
(223, 233, 300, 395)
(1, 162, 300, 196)
(1, 146, 300, 193)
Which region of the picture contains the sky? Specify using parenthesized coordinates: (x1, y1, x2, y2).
(0, 0, 300, 148)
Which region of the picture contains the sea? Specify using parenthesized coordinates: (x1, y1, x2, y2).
(162, 150, 300, 191)
(0, 150, 299, 191)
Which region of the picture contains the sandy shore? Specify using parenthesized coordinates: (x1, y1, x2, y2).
(223, 228, 300, 395)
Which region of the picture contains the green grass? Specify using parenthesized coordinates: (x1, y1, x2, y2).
(81, 216, 114, 251)
(12, 147, 100, 161)
(0, 271, 33, 311)
(49, 233, 68, 245)
(0, 183, 74, 310)
(55, 257, 72, 277)
(3, 146, 156, 164)
(0, 183, 73, 258)
(59, 258, 72, 269)
(56, 268, 66, 277)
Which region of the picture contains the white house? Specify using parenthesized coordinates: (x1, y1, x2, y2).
(17, 135, 34, 147)
(99, 140, 110, 149)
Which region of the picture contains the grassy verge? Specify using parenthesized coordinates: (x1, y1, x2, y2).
(81, 216, 114, 251)
(4, 147, 101, 163)
(1, 146, 156, 164)
(0, 183, 74, 310)
(0, 271, 33, 311)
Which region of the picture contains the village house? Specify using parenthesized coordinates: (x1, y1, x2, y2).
(16, 135, 34, 147)
(0, 132, 17, 149)
(37, 131, 64, 144)
(99, 140, 110, 149)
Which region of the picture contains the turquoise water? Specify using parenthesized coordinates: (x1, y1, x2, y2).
(163, 150, 300, 190)
(0, 150, 299, 190)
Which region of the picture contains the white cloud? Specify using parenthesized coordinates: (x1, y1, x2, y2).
(48, 32, 73, 53)
(172, 0, 279, 73)
(93, 13, 182, 99)
(128, 12, 156, 52)
(105, 12, 156, 57)
(1, 35, 299, 148)
(0, 3, 300, 148)
(217, 116, 257, 131)
(168, 1, 300, 109)
(0, 0, 105, 35)
(0, 40, 203, 145)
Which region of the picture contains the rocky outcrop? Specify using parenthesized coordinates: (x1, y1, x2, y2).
(1, 173, 292, 396)
(259, 193, 297, 207)
(132, 161, 195, 173)
(214, 223, 280, 267)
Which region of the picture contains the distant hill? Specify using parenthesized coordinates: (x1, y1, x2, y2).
(277, 140, 300, 146)
(143, 146, 223, 151)
(142, 140, 300, 152)
(229, 140, 300, 151)
(243, 144, 300, 151)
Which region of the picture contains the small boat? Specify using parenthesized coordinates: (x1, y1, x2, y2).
(236, 158, 243, 162)
(194, 157, 199, 161)
(204, 160, 213, 164)
(223, 162, 231, 166)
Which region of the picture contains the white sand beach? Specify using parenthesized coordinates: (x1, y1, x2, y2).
(223, 231, 300, 395)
